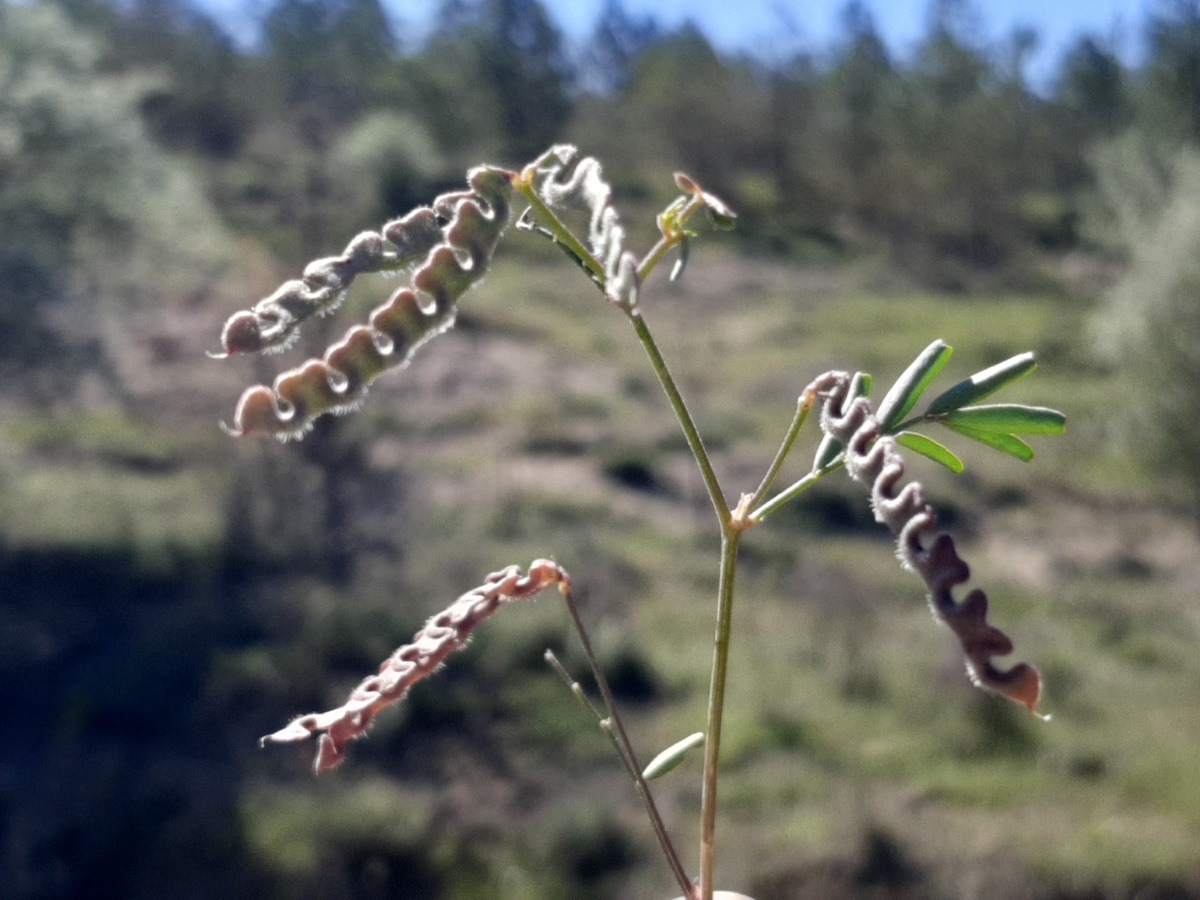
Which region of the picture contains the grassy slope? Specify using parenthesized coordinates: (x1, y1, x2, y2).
(3, 247, 1197, 897)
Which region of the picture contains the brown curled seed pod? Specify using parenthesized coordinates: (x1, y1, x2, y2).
(369, 287, 440, 355)
(323, 326, 389, 398)
(809, 371, 1042, 711)
(273, 360, 346, 426)
(214, 168, 512, 359)
(218, 311, 269, 356)
(220, 165, 513, 438)
(222, 385, 286, 437)
(260, 560, 570, 773)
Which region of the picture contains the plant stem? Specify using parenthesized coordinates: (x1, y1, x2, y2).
(748, 390, 816, 509)
(557, 584, 694, 897)
(515, 166, 749, 898)
(698, 529, 742, 900)
(515, 169, 726, 524)
(750, 457, 846, 523)
(626, 311, 728, 525)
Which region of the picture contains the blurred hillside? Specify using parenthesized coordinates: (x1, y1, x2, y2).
(3, 1, 1200, 898)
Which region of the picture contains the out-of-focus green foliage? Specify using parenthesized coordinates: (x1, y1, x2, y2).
(423, 0, 574, 162)
(1145, 0, 1200, 140)
(0, 2, 231, 387)
(21, 0, 1200, 298)
(29, 0, 1200, 294)
(1090, 132, 1200, 524)
(1057, 35, 1132, 137)
(263, 0, 396, 111)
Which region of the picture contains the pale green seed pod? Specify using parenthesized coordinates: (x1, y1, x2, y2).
(530, 144, 641, 312)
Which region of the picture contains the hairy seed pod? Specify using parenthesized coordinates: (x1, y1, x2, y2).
(529, 144, 641, 312)
(261, 560, 570, 773)
(218, 166, 513, 439)
(811, 371, 1042, 711)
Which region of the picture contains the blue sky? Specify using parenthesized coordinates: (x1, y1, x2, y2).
(203, 0, 1155, 80)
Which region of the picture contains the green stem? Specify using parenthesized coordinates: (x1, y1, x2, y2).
(698, 529, 741, 900)
(748, 393, 815, 509)
(557, 588, 694, 897)
(515, 167, 738, 898)
(516, 167, 724, 524)
(750, 457, 846, 523)
(626, 313, 728, 524)
(512, 179, 607, 287)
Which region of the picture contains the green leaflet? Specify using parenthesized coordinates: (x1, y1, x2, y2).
(942, 404, 1067, 435)
(894, 431, 965, 473)
(877, 340, 953, 431)
(927, 352, 1038, 414)
(642, 731, 705, 781)
(941, 421, 1036, 461)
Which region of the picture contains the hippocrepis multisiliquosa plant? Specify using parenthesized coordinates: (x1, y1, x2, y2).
(214, 145, 1065, 900)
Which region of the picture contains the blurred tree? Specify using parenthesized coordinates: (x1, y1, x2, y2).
(832, 2, 893, 130)
(230, 0, 400, 262)
(761, 54, 839, 249)
(330, 109, 443, 221)
(917, 0, 989, 106)
(423, 0, 573, 162)
(825, 2, 894, 223)
(621, 27, 762, 183)
(55, 0, 249, 156)
(1090, 132, 1200, 526)
(1056, 35, 1133, 137)
(580, 0, 662, 94)
(1000, 25, 1038, 153)
(262, 0, 396, 113)
(1146, 0, 1200, 140)
(864, 0, 1042, 283)
(0, 3, 231, 395)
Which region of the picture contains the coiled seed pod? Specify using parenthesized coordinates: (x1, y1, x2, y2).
(812, 370, 1041, 711)
(215, 166, 513, 439)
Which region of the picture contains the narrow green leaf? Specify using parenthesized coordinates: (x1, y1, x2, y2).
(942, 404, 1066, 435)
(643, 732, 705, 780)
(813, 371, 871, 469)
(813, 434, 841, 471)
(926, 352, 1038, 414)
(895, 431, 965, 473)
(877, 340, 953, 431)
(942, 421, 1035, 461)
